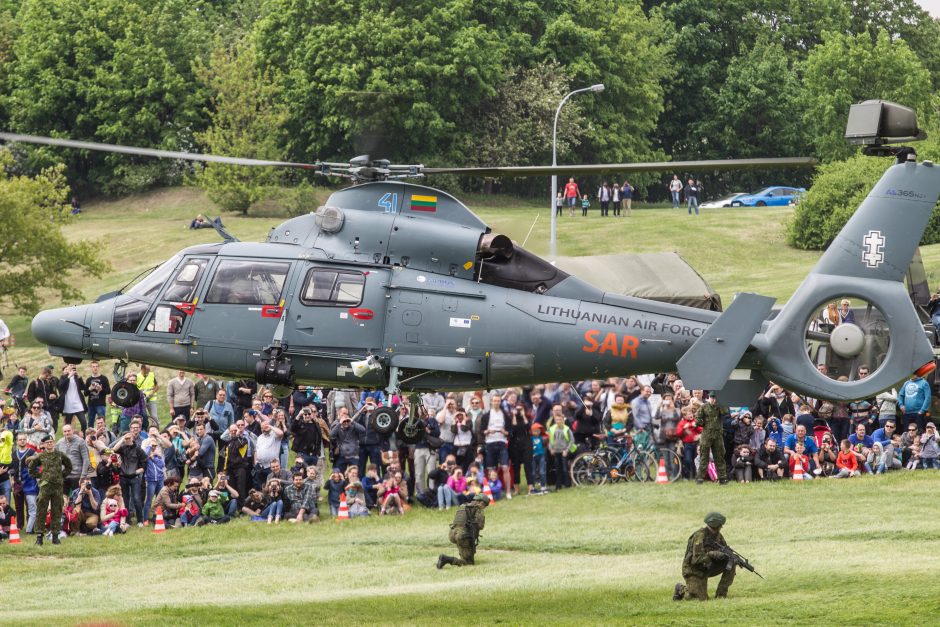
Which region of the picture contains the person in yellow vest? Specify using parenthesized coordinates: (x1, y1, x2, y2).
(137, 364, 159, 427)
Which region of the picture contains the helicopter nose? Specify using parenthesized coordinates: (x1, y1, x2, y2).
(32, 305, 90, 354)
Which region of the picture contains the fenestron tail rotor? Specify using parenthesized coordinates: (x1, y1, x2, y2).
(0, 131, 817, 183)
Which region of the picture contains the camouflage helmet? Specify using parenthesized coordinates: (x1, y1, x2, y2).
(472, 493, 490, 505)
(704, 512, 726, 529)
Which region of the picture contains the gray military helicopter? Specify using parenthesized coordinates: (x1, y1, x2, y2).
(5, 99, 939, 439)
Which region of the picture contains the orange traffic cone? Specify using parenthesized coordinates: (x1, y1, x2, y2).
(482, 479, 495, 504)
(656, 457, 669, 484)
(336, 492, 350, 521)
(153, 506, 166, 533)
(792, 458, 805, 481)
(8, 515, 21, 545)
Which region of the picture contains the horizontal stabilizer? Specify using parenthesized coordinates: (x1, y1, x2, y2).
(677, 293, 776, 390)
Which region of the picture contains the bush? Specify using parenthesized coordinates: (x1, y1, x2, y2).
(787, 153, 940, 250)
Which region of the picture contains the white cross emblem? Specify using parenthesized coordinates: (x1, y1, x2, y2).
(862, 230, 885, 268)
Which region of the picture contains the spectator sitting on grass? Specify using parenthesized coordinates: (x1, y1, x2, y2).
(817, 434, 837, 476)
(284, 472, 319, 523)
(732, 444, 754, 483)
(179, 479, 203, 526)
(879, 434, 903, 474)
(486, 468, 504, 500)
(378, 471, 406, 516)
(848, 424, 875, 473)
(150, 476, 182, 526)
(345, 481, 369, 517)
(755, 438, 785, 480)
(100, 484, 129, 536)
(920, 422, 940, 469)
(789, 442, 812, 480)
(202, 490, 231, 524)
(241, 488, 267, 520)
(262, 479, 283, 523)
(784, 425, 820, 475)
(835, 440, 860, 478)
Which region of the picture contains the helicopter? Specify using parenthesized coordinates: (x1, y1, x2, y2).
(5, 99, 940, 440)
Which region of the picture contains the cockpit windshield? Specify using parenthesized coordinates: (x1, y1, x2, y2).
(124, 255, 181, 300)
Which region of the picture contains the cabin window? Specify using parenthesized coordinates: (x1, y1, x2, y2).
(205, 260, 290, 305)
(112, 298, 150, 333)
(162, 258, 208, 303)
(145, 304, 188, 334)
(300, 269, 364, 306)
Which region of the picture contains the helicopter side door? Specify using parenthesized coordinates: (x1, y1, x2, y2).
(184, 257, 297, 375)
(284, 264, 388, 382)
(137, 257, 212, 370)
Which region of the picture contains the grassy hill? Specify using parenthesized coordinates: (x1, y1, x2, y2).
(2, 472, 938, 625)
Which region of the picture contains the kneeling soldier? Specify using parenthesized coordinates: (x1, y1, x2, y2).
(674, 512, 736, 600)
(437, 493, 489, 568)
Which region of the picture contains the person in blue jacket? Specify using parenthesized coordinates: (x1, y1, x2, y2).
(898, 374, 931, 433)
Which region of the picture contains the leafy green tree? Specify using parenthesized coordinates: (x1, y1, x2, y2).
(801, 29, 933, 162)
(538, 0, 671, 173)
(7, 0, 212, 195)
(695, 35, 809, 191)
(193, 39, 290, 215)
(0, 149, 107, 314)
(651, 0, 849, 159)
(846, 0, 940, 89)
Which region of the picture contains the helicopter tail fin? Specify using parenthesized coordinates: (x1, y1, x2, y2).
(676, 293, 774, 390)
(756, 158, 940, 401)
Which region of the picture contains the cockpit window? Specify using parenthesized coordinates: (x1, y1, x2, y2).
(163, 259, 208, 303)
(125, 255, 181, 300)
(112, 297, 150, 333)
(300, 269, 364, 306)
(205, 259, 290, 305)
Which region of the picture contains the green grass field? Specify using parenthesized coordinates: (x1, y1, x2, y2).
(2, 472, 939, 625)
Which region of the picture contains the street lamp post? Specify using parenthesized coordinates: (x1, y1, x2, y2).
(550, 83, 604, 256)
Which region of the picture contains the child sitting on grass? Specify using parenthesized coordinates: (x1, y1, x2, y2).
(788, 441, 812, 480)
(835, 439, 860, 478)
(732, 444, 755, 483)
(486, 469, 503, 500)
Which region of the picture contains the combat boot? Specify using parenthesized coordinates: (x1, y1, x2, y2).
(673, 583, 684, 601)
(35, 534, 43, 546)
(52, 534, 61, 545)
(437, 554, 455, 569)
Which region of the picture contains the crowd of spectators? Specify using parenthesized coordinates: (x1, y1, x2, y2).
(0, 358, 937, 541)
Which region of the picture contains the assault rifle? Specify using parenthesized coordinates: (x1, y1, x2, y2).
(706, 540, 764, 579)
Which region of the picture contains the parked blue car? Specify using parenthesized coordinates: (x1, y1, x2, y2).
(730, 186, 806, 207)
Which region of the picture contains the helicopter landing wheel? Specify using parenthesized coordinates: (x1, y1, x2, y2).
(370, 406, 399, 435)
(110, 381, 140, 408)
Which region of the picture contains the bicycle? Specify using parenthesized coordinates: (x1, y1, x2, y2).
(632, 430, 683, 483)
(570, 436, 651, 485)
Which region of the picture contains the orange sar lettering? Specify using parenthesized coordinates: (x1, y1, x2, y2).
(582, 329, 639, 359)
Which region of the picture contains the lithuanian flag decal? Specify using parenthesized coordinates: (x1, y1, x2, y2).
(409, 194, 438, 212)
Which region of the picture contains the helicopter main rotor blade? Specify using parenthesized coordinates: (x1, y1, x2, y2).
(423, 157, 817, 177)
(0, 132, 321, 170)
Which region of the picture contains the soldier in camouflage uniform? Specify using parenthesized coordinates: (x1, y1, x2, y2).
(437, 492, 489, 568)
(28, 434, 72, 545)
(695, 392, 728, 484)
(674, 512, 736, 600)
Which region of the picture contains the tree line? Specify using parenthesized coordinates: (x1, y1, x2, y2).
(0, 0, 938, 229)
